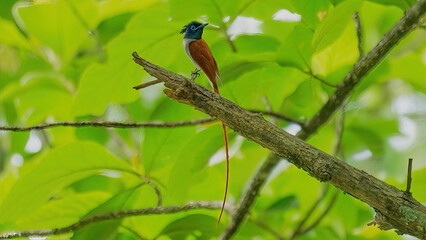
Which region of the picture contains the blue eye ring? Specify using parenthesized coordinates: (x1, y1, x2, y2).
(190, 25, 196, 30)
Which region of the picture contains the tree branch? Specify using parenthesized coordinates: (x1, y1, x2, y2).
(301, 70, 337, 88)
(405, 158, 413, 196)
(248, 109, 305, 126)
(0, 201, 230, 239)
(0, 118, 216, 132)
(130, 1, 426, 239)
(220, 1, 426, 238)
(211, 0, 237, 52)
(353, 12, 365, 59)
(0, 113, 300, 132)
(145, 178, 162, 207)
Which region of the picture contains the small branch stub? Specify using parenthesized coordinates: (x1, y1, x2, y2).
(405, 158, 413, 196)
(133, 79, 163, 90)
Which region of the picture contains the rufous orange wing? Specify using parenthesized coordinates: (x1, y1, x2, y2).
(188, 39, 220, 92)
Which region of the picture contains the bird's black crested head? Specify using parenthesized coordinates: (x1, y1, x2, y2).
(181, 21, 208, 39)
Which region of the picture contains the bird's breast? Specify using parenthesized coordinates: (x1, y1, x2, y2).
(183, 38, 198, 68)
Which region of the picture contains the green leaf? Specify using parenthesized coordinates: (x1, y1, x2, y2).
(223, 65, 305, 110)
(2, 75, 73, 124)
(220, 61, 272, 84)
(72, 185, 144, 239)
(412, 169, 426, 202)
(19, 89, 73, 124)
(157, 214, 224, 239)
(0, 0, 18, 20)
(72, 61, 142, 116)
(348, 126, 384, 155)
(312, 20, 359, 76)
(16, 191, 111, 230)
(170, 0, 245, 26)
(289, 0, 330, 28)
(168, 126, 225, 201)
(97, 0, 160, 21)
(141, 99, 198, 173)
(312, 0, 362, 53)
(265, 195, 299, 213)
(277, 25, 314, 71)
(242, 0, 293, 20)
(233, 35, 281, 55)
(281, 79, 326, 119)
(0, 18, 31, 50)
(72, 5, 183, 116)
(17, 0, 89, 63)
(0, 141, 138, 224)
(366, 0, 414, 10)
(388, 53, 426, 94)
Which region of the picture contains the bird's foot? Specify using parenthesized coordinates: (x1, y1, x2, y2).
(191, 69, 201, 80)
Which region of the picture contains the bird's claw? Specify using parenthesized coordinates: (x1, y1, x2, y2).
(191, 69, 201, 80)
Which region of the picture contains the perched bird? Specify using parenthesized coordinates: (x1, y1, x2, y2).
(181, 21, 229, 226)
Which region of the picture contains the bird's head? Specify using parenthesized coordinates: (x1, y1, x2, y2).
(180, 21, 208, 39)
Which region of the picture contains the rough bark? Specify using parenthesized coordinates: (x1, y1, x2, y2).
(131, 2, 426, 235)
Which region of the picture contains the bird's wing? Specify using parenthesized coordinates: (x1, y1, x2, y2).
(189, 39, 220, 92)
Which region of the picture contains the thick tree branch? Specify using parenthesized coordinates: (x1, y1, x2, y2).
(0, 201, 230, 239)
(130, 2, 426, 239)
(221, 1, 426, 238)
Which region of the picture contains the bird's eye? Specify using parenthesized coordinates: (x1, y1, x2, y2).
(190, 25, 196, 30)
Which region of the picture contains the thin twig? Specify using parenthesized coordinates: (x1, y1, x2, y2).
(299, 190, 339, 235)
(248, 109, 305, 126)
(405, 158, 413, 195)
(120, 225, 147, 240)
(0, 110, 302, 132)
(334, 105, 346, 160)
(145, 178, 162, 207)
(0, 118, 216, 132)
(248, 217, 285, 240)
(353, 12, 365, 59)
(301, 70, 337, 88)
(210, 0, 237, 52)
(133, 79, 163, 90)
(289, 186, 330, 240)
(0, 201, 231, 239)
(231, 0, 257, 22)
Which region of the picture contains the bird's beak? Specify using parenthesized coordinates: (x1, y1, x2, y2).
(197, 23, 209, 29)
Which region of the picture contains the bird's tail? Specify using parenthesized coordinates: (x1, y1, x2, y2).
(213, 87, 229, 227)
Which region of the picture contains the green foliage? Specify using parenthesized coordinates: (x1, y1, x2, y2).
(0, 0, 425, 239)
(157, 214, 224, 239)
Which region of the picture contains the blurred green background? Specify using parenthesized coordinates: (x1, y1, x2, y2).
(0, 0, 425, 239)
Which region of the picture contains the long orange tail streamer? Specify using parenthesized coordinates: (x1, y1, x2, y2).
(214, 87, 229, 227)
